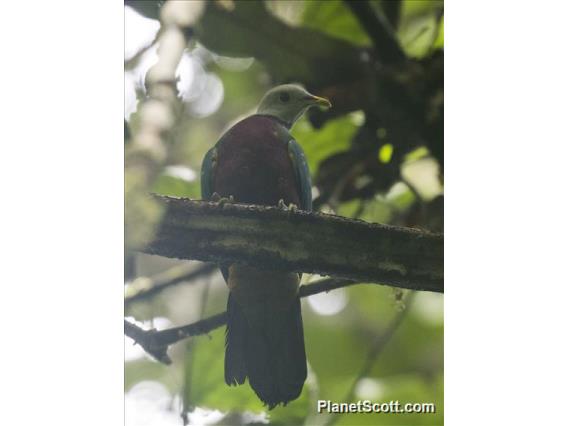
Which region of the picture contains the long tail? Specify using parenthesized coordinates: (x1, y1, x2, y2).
(224, 294, 307, 409)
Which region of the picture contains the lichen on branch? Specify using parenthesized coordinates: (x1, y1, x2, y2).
(142, 195, 443, 293)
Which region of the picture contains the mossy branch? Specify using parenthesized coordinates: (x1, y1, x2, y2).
(141, 195, 443, 293)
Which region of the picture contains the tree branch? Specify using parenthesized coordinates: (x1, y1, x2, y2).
(124, 262, 217, 307)
(125, 277, 360, 364)
(325, 291, 416, 426)
(379, 0, 402, 31)
(344, 0, 406, 63)
(142, 196, 443, 293)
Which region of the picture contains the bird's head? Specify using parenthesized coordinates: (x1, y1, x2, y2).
(257, 84, 332, 129)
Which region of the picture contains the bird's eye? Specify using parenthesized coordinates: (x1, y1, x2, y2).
(279, 92, 290, 102)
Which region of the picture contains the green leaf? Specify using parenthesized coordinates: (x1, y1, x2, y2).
(334, 374, 443, 425)
(291, 115, 357, 175)
(378, 143, 394, 164)
(398, 0, 444, 58)
(433, 17, 444, 49)
(125, 359, 178, 393)
(183, 328, 265, 413)
(152, 174, 200, 198)
(301, 0, 371, 46)
(267, 388, 311, 425)
(193, 1, 364, 87)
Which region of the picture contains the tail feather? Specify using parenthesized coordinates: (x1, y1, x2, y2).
(224, 295, 306, 408)
(225, 294, 247, 386)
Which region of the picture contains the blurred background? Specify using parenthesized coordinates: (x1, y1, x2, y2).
(124, 1, 443, 425)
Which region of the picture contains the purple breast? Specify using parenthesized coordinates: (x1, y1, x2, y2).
(214, 115, 300, 207)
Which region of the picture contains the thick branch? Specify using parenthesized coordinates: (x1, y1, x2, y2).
(344, 0, 406, 63)
(142, 196, 443, 293)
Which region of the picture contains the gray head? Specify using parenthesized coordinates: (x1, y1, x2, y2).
(257, 84, 332, 128)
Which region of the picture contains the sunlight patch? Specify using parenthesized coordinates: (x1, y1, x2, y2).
(125, 6, 160, 61)
(307, 287, 348, 316)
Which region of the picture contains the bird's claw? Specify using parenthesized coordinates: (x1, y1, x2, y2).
(211, 192, 234, 207)
(277, 199, 298, 213)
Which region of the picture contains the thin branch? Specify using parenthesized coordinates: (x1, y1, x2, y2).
(125, 312, 226, 365)
(344, 0, 406, 63)
(125, 262, 217, 307)
(324, 291, 416, 426)
(182, 271, 213, 424)
(142, 196, 443, 293)
(126, 277, 362, 363)
(380, 0, 402, 31)
(299, 278, 357, 297)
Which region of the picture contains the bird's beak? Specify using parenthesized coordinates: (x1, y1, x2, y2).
(303, 94, 332, 109)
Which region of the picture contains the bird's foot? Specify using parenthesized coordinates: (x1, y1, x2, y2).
(211, 192, 234, 207)
(277, 199, 298, 213)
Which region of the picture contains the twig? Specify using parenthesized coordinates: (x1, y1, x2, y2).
(380, 0, 402, 31)
(344, 0, 406, 63)
(299, 278, 357, 297)
(125, 262, 217, 307)
(126, 277, 365, 363)
(182, 271, 212, 424)
(125, 312, 227, 365)
(142, 196, 444, 293)
(324, 291, 416, 426)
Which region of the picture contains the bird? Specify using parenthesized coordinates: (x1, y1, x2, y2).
(200, 84, 331, 408)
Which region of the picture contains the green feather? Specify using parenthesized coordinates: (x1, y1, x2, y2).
(288, 139, 312, 211)
(200, 146, 217, 200)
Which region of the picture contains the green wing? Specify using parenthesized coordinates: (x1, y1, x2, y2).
(200, 146, 217, 200)
(288, 139, 312, 211)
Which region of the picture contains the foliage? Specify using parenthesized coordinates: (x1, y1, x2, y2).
(125, 0, 443, 425)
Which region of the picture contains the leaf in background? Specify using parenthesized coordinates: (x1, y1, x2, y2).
(292, 115, 357, 175)
(400, 0, 444, 22)
(152, 166, 201, 198)
(184, 327, 314, 419)
(357, 199, 393, 224)
(343, 286, 443, 380)
(301, 0, 371, 46)
(184, 328, 264, 413)
(125, 359, 179, 393)
(266, 386, 310, 426)
(433, 16, 444, 49)
(303, 284, 442, 423)
(334, 374, 443, 425)
(303, 306, 369, 402)
(398, 0, 444, 58)
(193, 1, 365, 88)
